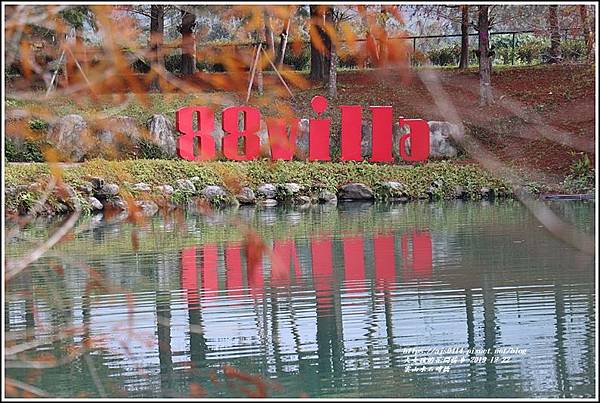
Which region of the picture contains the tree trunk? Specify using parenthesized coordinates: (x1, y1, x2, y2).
(459, 5, 469, 69)
(150, 5, 164, 90)
(548, 5, 561, 64)
(277, 16, 291, 66)
(478, 5, 493, 106)
(255, 31, 264, 96)
(579, 5, 594, 62)
(327, 7, 337, 99)
(328, 39, 338, 99)
(264, 10, 275, 58)
(180, 9, 196, 76)
(309, 5, 330, 83)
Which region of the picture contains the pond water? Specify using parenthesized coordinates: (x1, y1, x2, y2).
(4, 200, 596, 398)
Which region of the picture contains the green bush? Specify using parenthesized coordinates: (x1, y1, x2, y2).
(338, 49, 358, 69)
(5, 137, 47, 162)
(427, 45, 460, 66)
(283, 46, 310, 71)
(131, 57, 151, 73)
(562, 153, 594, 193)
(136, 139, 175, 160)
(560, 39, 587, 61)
(28, 118, 50, 132)
(162, 53, 227, 74)
(515, 36, 548, 64)
(491, 36, 515, 65)
(164, 53, 181, 74)
(196, 59, 225, 72)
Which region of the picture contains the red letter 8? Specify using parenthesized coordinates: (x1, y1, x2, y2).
(176, 107, 216, 161)
(222, 106, 261, 161)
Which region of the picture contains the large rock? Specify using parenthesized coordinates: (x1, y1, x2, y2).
(377, 181, 406, 199)
(338, 183, 374, 200)
(47, 114, 92, 162)
(147, 114, 177, 157)
(95, 116, 142, 159)
(175, 179, 196, 193)
(256, 183, 277, 199)
(88, 176, 105, 191)
(87, 197, 103, 211)
(201, 185, 227, 201)
(277, 183, 302, 200)
(94, 183, 119, 200)
(360, 120, 408, 162)
(236, 187, 256, 204)
(296, 119, 310, 160)
(103, 196, 128, 211)
(155, 184, 174, 195)
(427, 121, 460, 158)
(318, 190, 337, 204)
(132, 182, 151, 192)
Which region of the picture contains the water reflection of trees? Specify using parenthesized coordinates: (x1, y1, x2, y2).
(5, 201, 596, 397)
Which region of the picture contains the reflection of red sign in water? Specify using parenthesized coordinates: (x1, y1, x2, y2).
(402, 231, 433, 280)
(180, 230, 432, 297)
(312, 238, 334, 311)
(176, 96, 430, 162)
(272, 240, 302, 286)
(181, 244, 218, 304)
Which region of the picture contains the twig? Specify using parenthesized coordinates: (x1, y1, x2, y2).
(246, 43, 262, 103)
(261, 47, 294, 98)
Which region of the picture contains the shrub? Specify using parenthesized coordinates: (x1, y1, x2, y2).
(560, 39, 587, 61)
(491, 35, 514, 65)
(427, 45, 460, 66)
(283, 46, 310, 71)
(563, 153, 594, 193)
(164, 53, 181, 74)
(136, 139, 175, 160)
(131, 57, 151, 73)
(28, 118, 50, 132)
(338, 46, 358, 69)
(5, 137, 47, 162)
(515, 36, 548, 64)
(196, 59, 225, 72)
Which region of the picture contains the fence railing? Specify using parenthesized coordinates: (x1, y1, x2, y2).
(17, 27, 589, 77)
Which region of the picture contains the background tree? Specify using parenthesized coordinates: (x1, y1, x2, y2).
(264, 9, 275, 58)
(309, 5, 331, 83)
(326, 7, 337, 98)
(180, 7, 196, 76)
(149, 5, 164, 90)
(459, 5, 469, 69)
(578, 5, 594, 62)
(276, 7, 293, 66)
(547, 5, 561, 63)
(478, 5, 493, 106)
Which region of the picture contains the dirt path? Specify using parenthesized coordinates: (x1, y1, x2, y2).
(331, 64, 595, 182)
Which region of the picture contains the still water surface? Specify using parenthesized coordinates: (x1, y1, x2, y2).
(5, 200, 596, 398)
